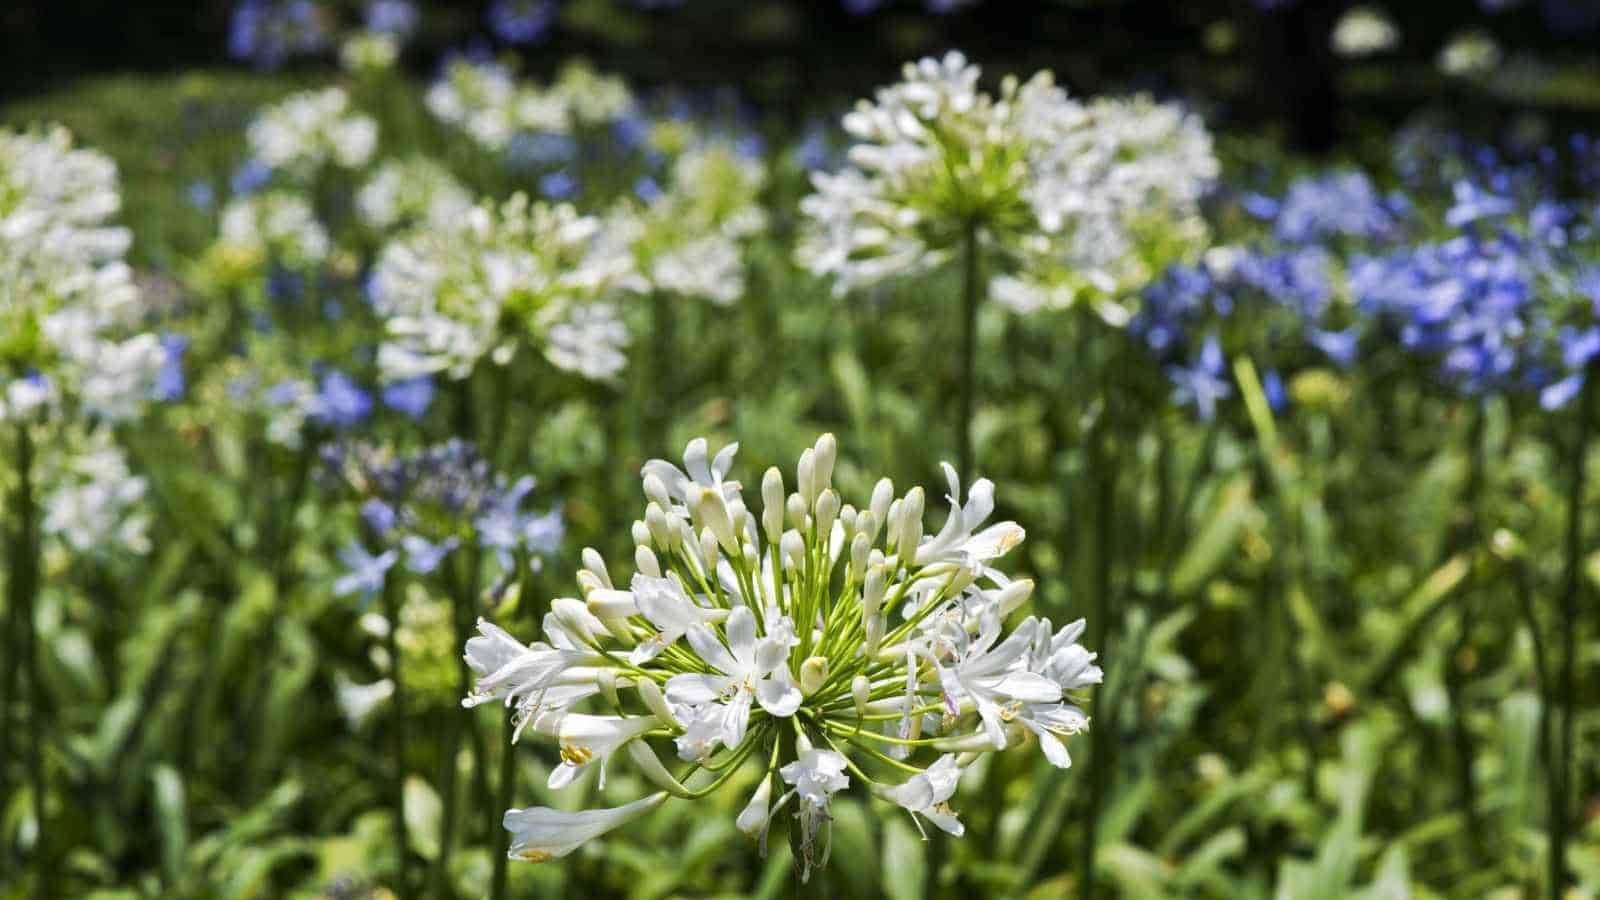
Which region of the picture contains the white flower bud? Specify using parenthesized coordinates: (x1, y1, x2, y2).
(643, 473, 671, 509)
(635, 545, 661, 578)
(627, 741, 694, 798)
(897, 487, 924, 557)
(588, 588, 638, 619)
(797, 448, 816, 505)
(581, 547, 612, 589)
(814, 489, 840, 540)
(838, 504, 858, 538)
(850, 532, 870, 577)
(761, 467, 785, 541)
(812, 433, 837, 494)
(863, 567, 887, 621)
(852, 675, 870, 719)
(799, 656, 829, 696)
(780, 529, 806, 571)
(865, 614, 885, 657)
(631, 520, 651, 548)
(635, 677, 675, 724)
(995, 578, 1034, 618)
(645, 503, 673, 550)
(856, 510, 878, 547)
(885, 499, 903, 550)
(869, 478, 894, 539)
(786, 493, 808, 532)
(696, 487, 740, 556)
(736, 776, 774, 837)
(699, 527, 721, 572)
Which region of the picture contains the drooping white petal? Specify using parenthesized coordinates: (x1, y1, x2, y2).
(503, 792, 668, 862)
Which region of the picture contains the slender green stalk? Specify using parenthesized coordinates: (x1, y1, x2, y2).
(1077, 409, 1117, 900)
(9, 419, 43, 871)
(490, 564, 541, 900)
(1444, 402, 1488, 858)
(379, 568, 410, 895)
(956, 219, 981, 478)
(1551, 369, 1594, 899)
(431, 551, 476, 898)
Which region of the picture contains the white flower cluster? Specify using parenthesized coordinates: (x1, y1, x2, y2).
(356, 157, 474, 232)
(246, 87, 378, 178)
(370, 193, 642, 382)
(42, 428, 151, 556)
(621, 139, 767, 305)
(465, 435, 1099, 877)
(426, 60, 635, 151)
(216, 191, 331, 270)
(798, 51, 1217, 314)
(0, 126, 163, 423)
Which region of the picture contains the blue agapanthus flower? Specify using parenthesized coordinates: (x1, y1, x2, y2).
(312, 371, 374, 428)
(381, 376, 435, 419)
(229, 0, 327, 69)
(1168, 335, 1232, 421)
(488, 0, 556, 44)
(231, 158, 273, 195)
(539, 170, 579, 200)
(154, 335, 189, 402)
(1273, 172, 1397, 245)
(333, 542, 398, 598)
(366, 0, 418, 35)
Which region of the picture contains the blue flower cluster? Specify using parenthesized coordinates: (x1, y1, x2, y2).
(229, 0, 328, 70)
(1140, 137, 1600, 420)
(325, 439, 563, 598)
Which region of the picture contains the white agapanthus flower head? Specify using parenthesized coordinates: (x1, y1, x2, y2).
(798, 50, 1217, 315)
(41, 427, 151, 556)
(355, 157, 474, 232)
(621, 137, 767, 305)
(246, 87, 378, 178)
(465, 434, 1100, 879)
(0, 126, 161, 422)
(426, 60, 635, 151)
(216, 191, 331, 270)
(371, 193, 642, 382)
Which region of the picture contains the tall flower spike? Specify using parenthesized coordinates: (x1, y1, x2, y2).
(467, 434, 1097, 879)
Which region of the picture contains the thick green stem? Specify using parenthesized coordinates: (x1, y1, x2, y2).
(956, 220, 981, 478)
(380, 569, 410, 895)
(1551, 369, 1593, 899)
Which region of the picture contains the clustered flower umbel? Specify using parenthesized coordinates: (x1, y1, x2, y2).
(463, 435, 1100, 878)
(798, 51, 1216, 319)
(426, 59, 635, 152)
(1, 126, 165, 421)
(370, 193, 641, 383)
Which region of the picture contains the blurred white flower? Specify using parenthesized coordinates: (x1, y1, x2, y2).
(246, 87, 378, 177)
(427, 60, 635, 151)
(217, 191, 330, 269)
(798, 51, 1217, 314)
(1438, 30, 1502, 76)
(371, 194, 641, 382)
(41, 429, 150, 555)
(356, 157, 473, 231)
(1332, 7, 1400, 58)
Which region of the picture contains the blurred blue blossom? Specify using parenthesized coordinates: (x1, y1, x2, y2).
(1274, 172, 1397, 244)
(539, 170, 579, 199)
(382, 377, 435, 419)
(366, 0, 418, 35)
(231, 158, 273, 195)
(155, 335, 189, 402)
(229, 0, 327, 69)
(311, 371, 374, 429)
(488, 0, 556, 45)
(1168, 335, 1231, 421)
(333, 542, 397, 598)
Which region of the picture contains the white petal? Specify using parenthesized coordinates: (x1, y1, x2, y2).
(503, 793, 668, 862)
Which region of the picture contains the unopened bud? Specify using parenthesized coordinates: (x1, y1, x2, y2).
(631, 520, 651, 548)
(780, 529, 805, 571)
(699, 527, 721, 571)
(786, 493, 808, 532)
(898, 488, 924, 556)
(642, 473, 671, 509)
(635, 545, 661, 578)
(812, 433, 837, 494)
(799, 656, 829, 696)
(761, 467, 785, 541)
(863, 567, 887, 620)
(581, 547, 612, 589)
(850, 532, 870, 576)
(645, 503, 672, 550)
(995, 578, 1034, 617)
(869, 478, 894, 539)
(852, 675, 870, 718)
(697, 487, 739, 555)
(797, 449, 816, 505)
(815, 490, 840, 539)
(636, 678, 675, 723)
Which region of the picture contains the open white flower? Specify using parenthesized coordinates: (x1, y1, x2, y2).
(666, 606, 803, 751)
(541, 712, 661, 789)
(882, 753, 965, 837)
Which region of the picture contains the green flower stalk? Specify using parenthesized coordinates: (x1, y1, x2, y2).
(464, 435, 1101, 880)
